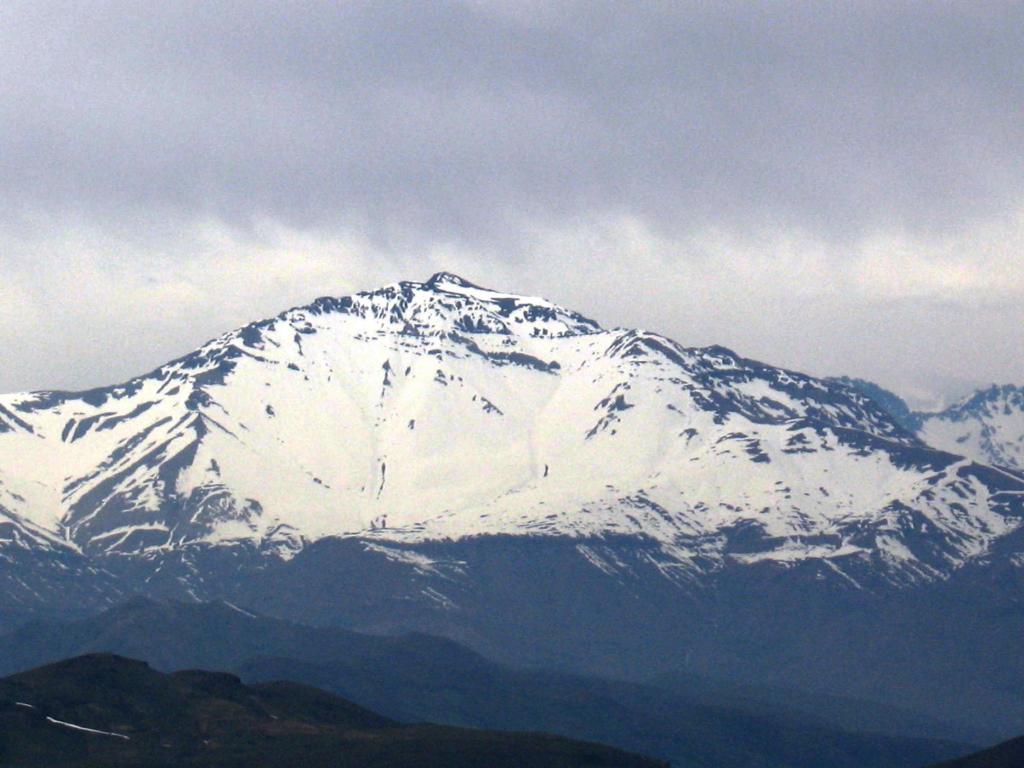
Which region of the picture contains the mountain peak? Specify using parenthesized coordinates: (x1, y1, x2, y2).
(948, 383, 1023, 412)
(423, 271, 483, 290)
(304, 273, 605, 339)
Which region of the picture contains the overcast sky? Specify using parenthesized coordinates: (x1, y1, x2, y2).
(1, 1, 1022, 407)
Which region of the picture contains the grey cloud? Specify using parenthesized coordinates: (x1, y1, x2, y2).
(0, 1, 1022, 398)
(1, 1, 1022, 245)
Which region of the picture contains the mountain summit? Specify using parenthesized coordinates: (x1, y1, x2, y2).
(424, 271, 484, 288)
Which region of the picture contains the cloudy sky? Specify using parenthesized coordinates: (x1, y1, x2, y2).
(1, 1, 1022, 407)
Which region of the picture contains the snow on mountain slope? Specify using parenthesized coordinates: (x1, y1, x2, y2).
(837, 378, 1024, 473)
(917, 385, 1024, 472)
(0, 273, 1021, 585)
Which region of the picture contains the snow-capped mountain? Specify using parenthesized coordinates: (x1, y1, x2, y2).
(0, 272, 1022, 585)
(917, 385, 1024, 472)
(3, 272, 1024, 735)
(835, 378, 1024, 472)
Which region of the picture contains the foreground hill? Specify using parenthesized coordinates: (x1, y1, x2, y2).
(0, 598, 972, 768)
(927, 735, 1024, 767)
(0, 653, 663, 768)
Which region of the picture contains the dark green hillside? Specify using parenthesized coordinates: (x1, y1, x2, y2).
(0, 654, 664, 768)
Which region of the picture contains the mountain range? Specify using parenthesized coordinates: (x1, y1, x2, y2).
(0, 272, 1022, 741)
(831, 377, 1024, 472)
(0, 597, 971, 768)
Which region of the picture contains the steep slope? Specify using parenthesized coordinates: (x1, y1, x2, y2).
(826, 377, 923, 434)
(0, 653, 662, 768)
(0, 598, 971, 768)
(0, 470, 123, 626)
